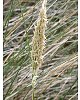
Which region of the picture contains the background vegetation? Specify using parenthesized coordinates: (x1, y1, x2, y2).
(3, 0, 78, 100)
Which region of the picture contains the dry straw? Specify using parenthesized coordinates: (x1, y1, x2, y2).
(31, 0, 47, 99)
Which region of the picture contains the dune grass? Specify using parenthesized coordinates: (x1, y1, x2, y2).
(3, 0, 78, 100)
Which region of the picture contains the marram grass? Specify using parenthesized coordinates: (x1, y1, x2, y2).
(31, 0, 47, 99)
(3, 0, 78, 99)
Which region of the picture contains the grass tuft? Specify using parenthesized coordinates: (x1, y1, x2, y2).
(3, 0, 78, 100)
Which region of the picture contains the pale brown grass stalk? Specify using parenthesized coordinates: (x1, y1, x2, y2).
(31, 0, 47, 99)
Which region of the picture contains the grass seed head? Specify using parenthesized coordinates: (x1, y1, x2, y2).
(31, 0, 47, 72)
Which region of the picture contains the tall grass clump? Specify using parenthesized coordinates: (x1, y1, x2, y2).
(3, 0, 78, 100)
(31, 0, 47, 99)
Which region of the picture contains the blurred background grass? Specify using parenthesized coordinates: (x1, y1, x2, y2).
(3, 0, 78, 100)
